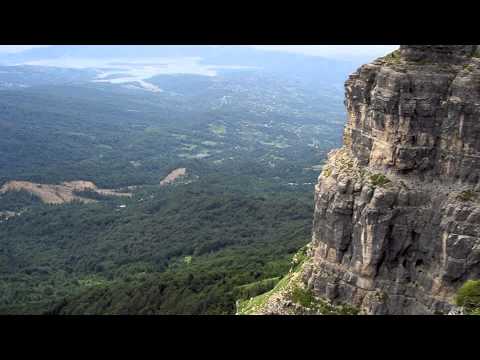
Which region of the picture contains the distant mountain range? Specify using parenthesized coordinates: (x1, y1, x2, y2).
(0, 45, 375, 87)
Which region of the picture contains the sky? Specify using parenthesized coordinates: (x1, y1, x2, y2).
(249, 45, 399, 60)
(0, 45, 50, 53)
(0, 45, 399, 60)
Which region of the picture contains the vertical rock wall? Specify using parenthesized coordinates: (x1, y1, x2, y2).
(304, 45, 480, 314)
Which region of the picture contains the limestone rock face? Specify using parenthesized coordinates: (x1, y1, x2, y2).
(344, 45, 480, 183)
(305, 45, 480, 314)
(398, 45, 477, 64)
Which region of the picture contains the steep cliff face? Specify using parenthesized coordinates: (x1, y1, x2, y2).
(344, 45, 480, 183)
(239, 45, 480, 315)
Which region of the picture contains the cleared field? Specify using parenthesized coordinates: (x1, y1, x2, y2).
(160, 168, 187, 186)
(0, 180, 132, 204)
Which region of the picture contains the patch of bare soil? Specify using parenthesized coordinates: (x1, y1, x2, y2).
(160, 168, 187, 186)
(0, 180, 132, 205)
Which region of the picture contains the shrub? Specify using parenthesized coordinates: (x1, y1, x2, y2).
(323, 167, 332, 178)
(463, 64, 475, 73)
(289, 285, 360, 315)
(456, 190, 478, 202)
(370, 174, 391, 187)
(456, 280, 480, 314)
(471, 308, 480, 315)
(291, 245, 308, 271)
(291, 286, 317, 308)
(383, 50, 402, 65)
(338, 304, 360, 315)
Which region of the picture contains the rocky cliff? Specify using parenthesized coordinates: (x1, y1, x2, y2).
(239, 45, 480, 315)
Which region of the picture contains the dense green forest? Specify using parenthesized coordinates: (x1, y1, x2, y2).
(0, 66, 344, 314)
(0, 179, 313, 314)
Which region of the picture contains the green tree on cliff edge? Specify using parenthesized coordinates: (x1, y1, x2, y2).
(456, 280, 480, 314)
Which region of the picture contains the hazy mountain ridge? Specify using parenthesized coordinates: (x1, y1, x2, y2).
(0, 46, 363, 88)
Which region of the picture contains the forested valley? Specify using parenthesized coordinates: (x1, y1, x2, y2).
(0, 55, 347, 314)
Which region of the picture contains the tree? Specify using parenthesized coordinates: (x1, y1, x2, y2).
(456, 280, 480, 314)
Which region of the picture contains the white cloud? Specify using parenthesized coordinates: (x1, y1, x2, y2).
(0, 45, 50, 53)
(249, 45, 399, 60)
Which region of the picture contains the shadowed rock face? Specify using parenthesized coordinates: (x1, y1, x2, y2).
(399, 45, 477, 64)
(304, 45, 480, 314)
